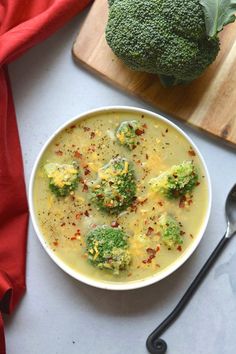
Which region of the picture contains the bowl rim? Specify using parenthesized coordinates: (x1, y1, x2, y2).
(29, 105, 212, 291)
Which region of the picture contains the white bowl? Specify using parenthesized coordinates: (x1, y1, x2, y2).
(29, 106, 212, 291)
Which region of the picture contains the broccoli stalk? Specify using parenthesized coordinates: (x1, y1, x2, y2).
(90, 156, 136, 214)
(149, 161, 198, 199)
(86, 225, 131, 274)
(105, 0, 221, 86)
(44, 162, 79, 197)
(159, 214, 183, 249)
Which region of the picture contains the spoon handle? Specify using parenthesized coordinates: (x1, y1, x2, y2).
(146, 234, 230, 354)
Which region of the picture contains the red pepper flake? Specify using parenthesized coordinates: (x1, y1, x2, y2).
(91, 224, 97, 228)
(146, 248, 156, 255)
(177, 245, 182, 252)
(55, 150, 63, 156)
(84, 168, 90, 176)
(76, 213, 81, 220)
(53, 241, 59, 246)
(139, 198, 148, 206)
(88, 145, 96, 153)
(73, 229, 81, 237)
(72, 144, 76, 147)
(70, 125, 76, 129)
(70, 236, 77, 241)
(156, 245, 160, 252)
(72, 222, 76, 226)
(188, 149, 196, 156)
(105, 202, 113, 208)
(135, 128, 144, 136)
(82, 182, 88, 192)
(83, 126, 91, 132)
(146, 227, 154, 236)
(90, 131, 95, 139)
(196, 182, 200, 186)
(188, 199, 193, 205)
(143, 248, 157, 264)
(74, 150, 83, 159)
(84, 210, 90, 217)
(143, 258, 153, 264)
(158, 201, 163, 207)
(179, 195, 186, 208)
(111, 221, 119, 228)
(60, 222, 65, 227)
(142, 123, 147, 129)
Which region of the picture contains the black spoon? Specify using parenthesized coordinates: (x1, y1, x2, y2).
(146, 184, 236, 354)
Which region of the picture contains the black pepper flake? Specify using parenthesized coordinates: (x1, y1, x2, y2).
(84, 210, 89, 217)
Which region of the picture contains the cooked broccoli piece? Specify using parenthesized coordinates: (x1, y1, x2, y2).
(149, 161, 198, 199)
(44, 162, 79, 197)
(159, 214, 183, 249)
(116, 120, 144, 150)
(105, 0, 220, 86)
(90, 156, 136, 213)
(86, 225, 131, 274)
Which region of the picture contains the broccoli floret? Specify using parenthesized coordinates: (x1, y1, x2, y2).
(116, 120, 144, 150)
(149, 161, 198, 199)
(159, 214, 183, 249)
(86, 225, 131, 274)
(105, 0, 220, 86)
(90, 156, 136, 213)
(44, 162, 79, 197)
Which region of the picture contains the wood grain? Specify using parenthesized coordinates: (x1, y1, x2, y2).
(73, 0, 236, 146)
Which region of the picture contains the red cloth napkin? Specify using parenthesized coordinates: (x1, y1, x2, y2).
(0, 1, 91, 353)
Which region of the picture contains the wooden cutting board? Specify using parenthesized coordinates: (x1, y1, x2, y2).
(73, 0, 236, 146)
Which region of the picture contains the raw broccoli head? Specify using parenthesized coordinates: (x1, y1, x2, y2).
(105, 0, 220, 86)
(44, 162, 79, 197)
(159, 214, 183, 249)
(90, 156, 136, 214)
(149, 160, 198, 199)
(116, 120, 144, 150)
(86, 225, 131, 273)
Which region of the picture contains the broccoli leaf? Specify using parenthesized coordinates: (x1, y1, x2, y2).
(200, 0, 236, 38)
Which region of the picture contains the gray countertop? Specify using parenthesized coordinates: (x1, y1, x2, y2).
(5, 10, 236, 354)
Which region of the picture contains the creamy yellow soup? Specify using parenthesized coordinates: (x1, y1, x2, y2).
(33, 110, 208, 283)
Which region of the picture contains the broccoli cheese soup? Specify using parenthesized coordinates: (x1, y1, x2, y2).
(32, 108, 210, 286)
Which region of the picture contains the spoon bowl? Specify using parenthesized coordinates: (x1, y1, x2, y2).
(226, 184, 236, 238)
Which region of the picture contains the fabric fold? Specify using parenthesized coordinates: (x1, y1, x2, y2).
(0, 1, 92, 352)
(0, 313, 5, 354)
